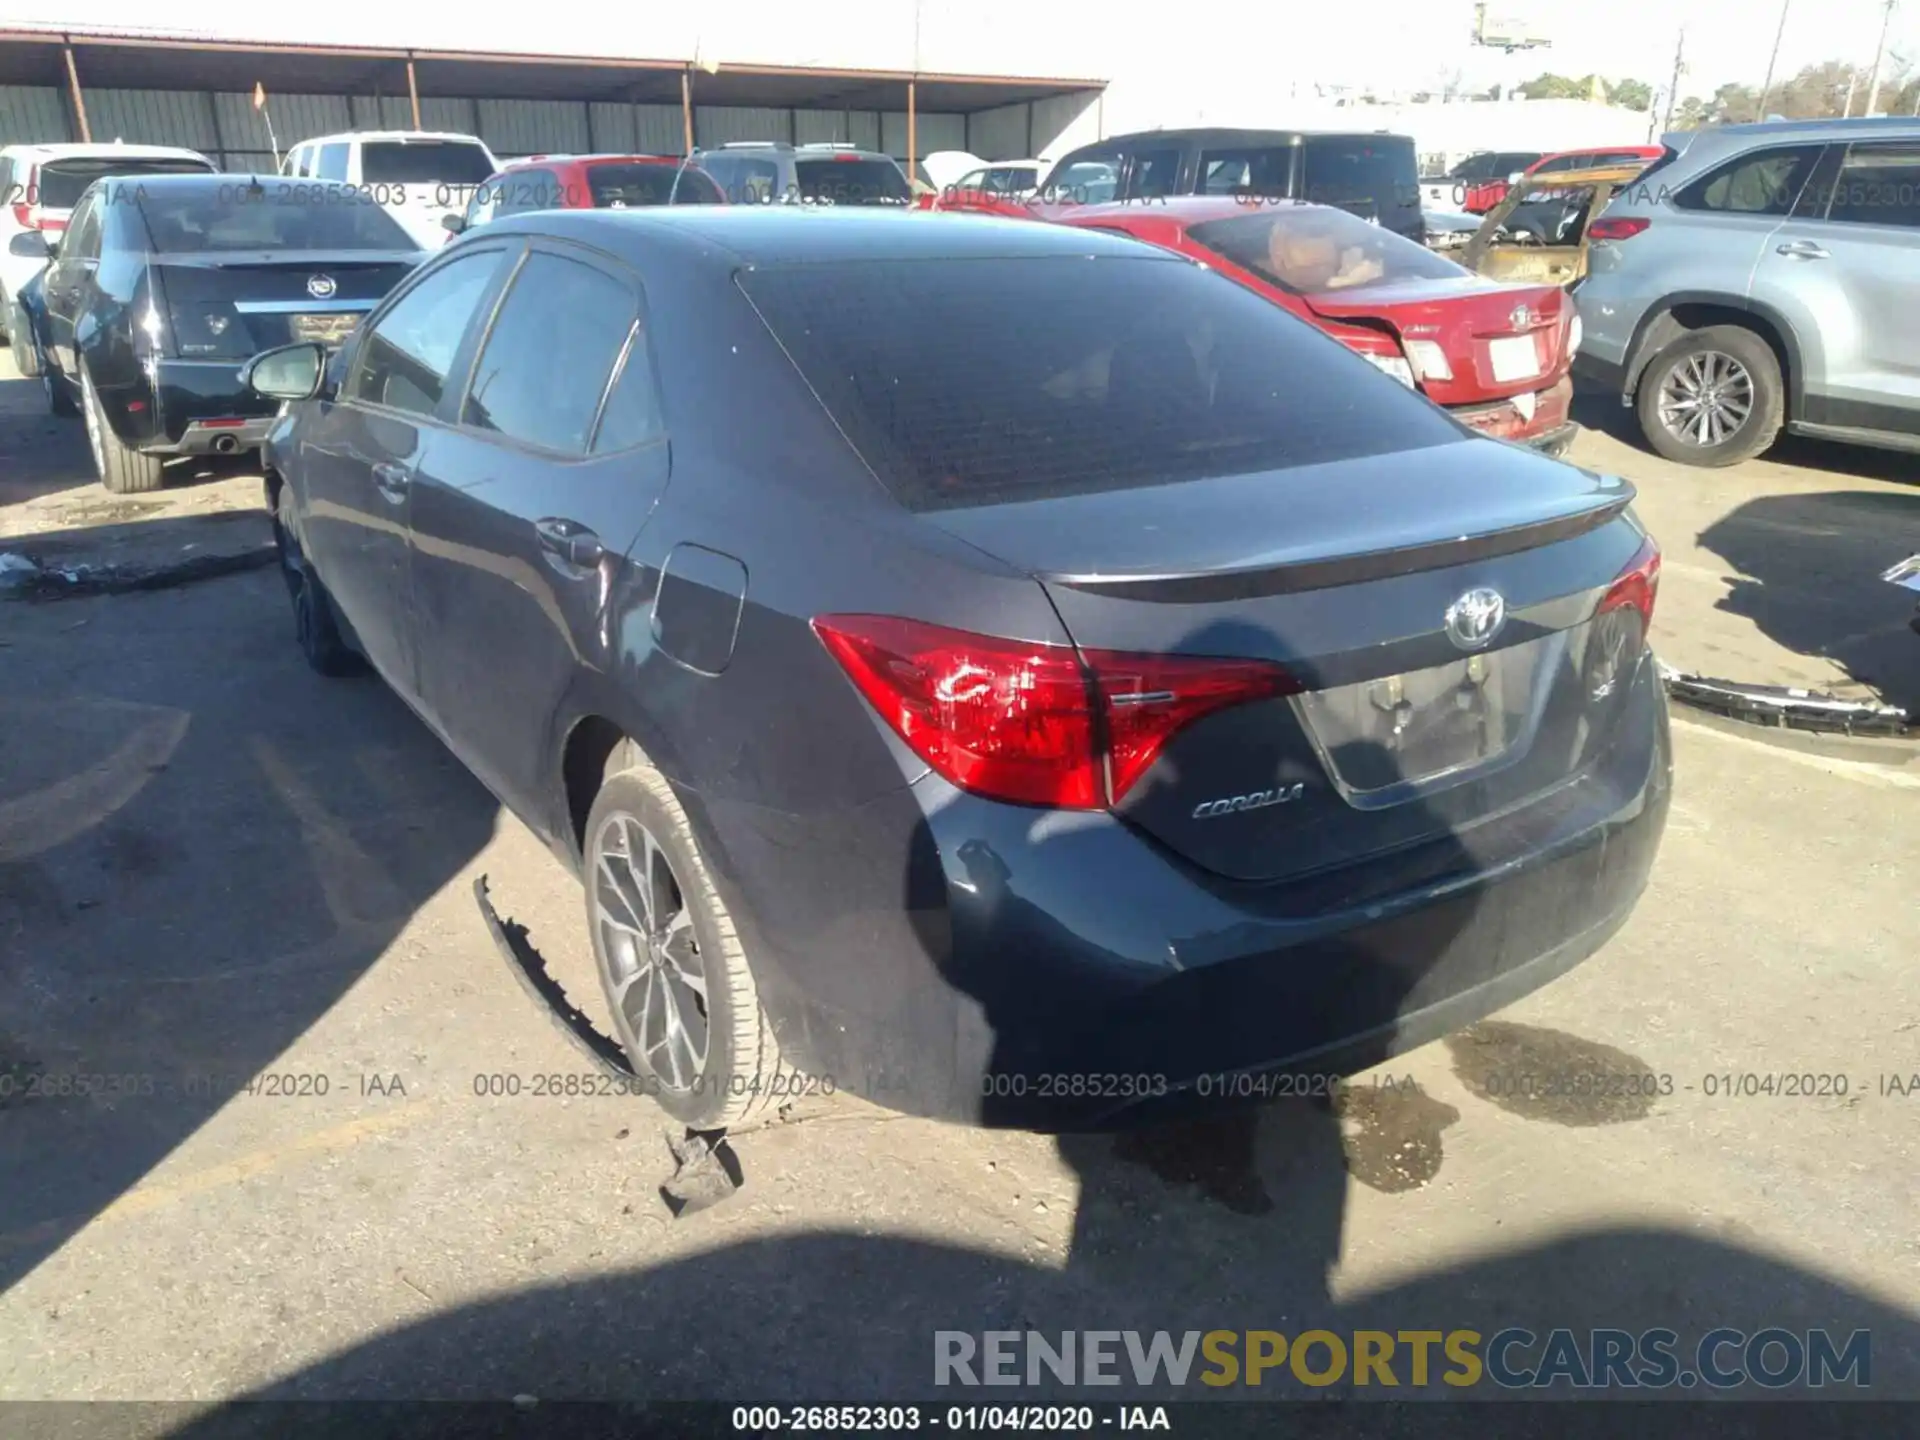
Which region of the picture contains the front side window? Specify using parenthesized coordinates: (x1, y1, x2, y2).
(462, 251, 637, 454)
(62, 193, 104, 262)
(314, 144, 350, 182)
(1822, 143, 1920, 230)
(1125, 148, 1181, 199)
(1191, 205, 1466, 294)
(1044, 157, 1119, 204)
(346, 250, 503, 418)
(1675, 145, 1823, 216)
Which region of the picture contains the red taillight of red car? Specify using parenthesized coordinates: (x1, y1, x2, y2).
(1588, 217, 1651, 241)
(9, 203, 30, 229)
(812, 615, 1299, 809)
(1600, 534, 1662, 629)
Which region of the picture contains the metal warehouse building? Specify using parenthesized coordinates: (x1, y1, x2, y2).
(0, 26, 1106, 173)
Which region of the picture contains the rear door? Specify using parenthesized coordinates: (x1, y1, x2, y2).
(1670, 141, 1827, 297)
(1750, 139, 1920, 431)
(408, 240, 669, 820)
(299, 244, 512, 697)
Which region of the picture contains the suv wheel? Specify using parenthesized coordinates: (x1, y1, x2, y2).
(1636, 325, 1784, 468)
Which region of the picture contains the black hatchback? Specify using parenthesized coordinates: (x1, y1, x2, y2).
(20, 174, 422, 492)
(244, 207, 1671, 1132)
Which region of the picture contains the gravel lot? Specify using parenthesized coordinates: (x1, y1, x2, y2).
(2, 346, 1918, 1412)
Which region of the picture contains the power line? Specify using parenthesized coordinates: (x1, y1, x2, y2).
(1863, 0, 1898, 116)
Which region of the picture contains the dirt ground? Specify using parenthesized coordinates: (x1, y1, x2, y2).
(2, 347, 1918, 1415)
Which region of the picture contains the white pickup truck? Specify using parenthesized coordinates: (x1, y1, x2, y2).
(280, 131, 500, 250)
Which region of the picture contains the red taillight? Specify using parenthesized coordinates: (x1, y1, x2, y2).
(10, 203, 30, 228)
(812, 615, 1298, 809)
(1588, 217, 1650, 241)
(1600, 534, 1662, 628)
(200, 417, 247, 428)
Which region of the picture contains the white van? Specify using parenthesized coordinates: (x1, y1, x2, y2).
(280, 131, 500, 250)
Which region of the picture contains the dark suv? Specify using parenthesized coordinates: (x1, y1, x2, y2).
(1039, 128, 1424, 242)
(690, 142, 912, 207)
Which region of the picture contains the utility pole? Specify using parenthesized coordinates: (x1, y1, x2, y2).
(1864, 0, 1898, 116)
(1757, 0, 1791, 118)
(1662, 27, 1687, 133)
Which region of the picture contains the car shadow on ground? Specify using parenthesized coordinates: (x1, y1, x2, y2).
(1696, 489, 1920, 712)
(0, 568, 500, 1295)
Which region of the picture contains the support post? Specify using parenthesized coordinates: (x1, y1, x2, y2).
(907, 79, 917, 180)
(63, 43, 91, 143)
(407, 56, 422, 130)
(681, 68, 694, 155)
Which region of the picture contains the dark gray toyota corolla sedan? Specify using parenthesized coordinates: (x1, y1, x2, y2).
(244, 206, 1671, 1132)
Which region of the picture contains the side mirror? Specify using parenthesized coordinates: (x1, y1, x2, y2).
(9, 230, 52, 259)
(442, 213, 466, 235)
(241, 342, 329, 402)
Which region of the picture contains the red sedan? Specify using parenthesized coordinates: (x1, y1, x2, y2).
(1033, 197, 1580, 454)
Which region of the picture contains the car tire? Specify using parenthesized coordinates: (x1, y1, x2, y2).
(1636, 324, 1784, 468)
(271, 483, 364, 678)
(584, 745, 795, 1130)
(81, 369, 165, 492)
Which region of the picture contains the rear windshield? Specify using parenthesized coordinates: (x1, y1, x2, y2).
(587, 162, 723, 207)
(38, 157, 213, 209)
(136, 187, 417, 252)
(1190, 206, 1465, 294)
(360, 142, 496, 186)
(739, 255, 1459, 511)
(1301, 136, 1419, 218)
(794, 157, 911, 206)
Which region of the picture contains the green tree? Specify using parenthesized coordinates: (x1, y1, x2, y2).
(1517, 73, 1583, 99)
(1671, 96, 1711, 129)
(1612, 78, 1655, 111)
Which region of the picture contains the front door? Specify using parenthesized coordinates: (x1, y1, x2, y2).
(300, 244, 510, 698)
(1752, 138, 1920, 433)
(409, 240, 670, 826)
(39, 191, 102, 380)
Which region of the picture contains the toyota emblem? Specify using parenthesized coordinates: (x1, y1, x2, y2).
(1445, 588, 1507, 651)
(306, 274, 337, 299)
(1510, 304, 1535, 330)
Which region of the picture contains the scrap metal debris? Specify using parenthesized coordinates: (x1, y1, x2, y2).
(660, 1127, 743, 1216)
(1659, 661, 1911, 738)
(0, 544, 277, 600)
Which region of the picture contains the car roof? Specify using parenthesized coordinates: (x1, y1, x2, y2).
(482, 205, 1170, 266)
(694, 143, 896, 159)
(1080, 126, 1416, 148)
(1044, 196, 1344, 226)
(1675, 116, 1920, 146)
(1540, 145, 1660, 158)
(492, 153, 686, 173)
(2, 142, 210, 161)
(297, 131, 491, 146)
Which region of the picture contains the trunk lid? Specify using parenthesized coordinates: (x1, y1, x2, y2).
(923, 441, 1645, 884)
(152, 252, 418, 359)
(1303, 278, 1569, 403)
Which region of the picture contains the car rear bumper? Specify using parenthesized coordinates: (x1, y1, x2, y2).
(702, 653, 1673, 1131)
(138, 359, 280, 453)
(1449, 375, 1576, 450)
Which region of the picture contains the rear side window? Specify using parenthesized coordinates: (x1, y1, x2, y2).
(361, 141, 495, 186)
(348, 250, 502, 417)
(36, 157, 214, 209)
(1302, 137, 1418, 218)
(1044, 157, 1119, 203)
(739, 255, 1460, 511)
(1192, 207, 1467, 293)
(1823, 142, 1920, 230)
(315, 144, 349, 182)
(1674, 145, 1822, 215)
(462, 251, 637, 454)
(1199, 147, 1294, 198)
(591, 332, 666, 453)
(794, 157, 910, 206)
(1125, 147, 1181, 199)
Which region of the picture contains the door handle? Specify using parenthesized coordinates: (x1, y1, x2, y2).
(534, 517, 605, 570)
(371, 462, 411, 502)
(1776, 240, 1829, 259)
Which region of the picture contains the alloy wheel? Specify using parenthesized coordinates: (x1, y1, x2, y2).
(1655, 350, 1754, 449)
(591, 812, 709, 1092)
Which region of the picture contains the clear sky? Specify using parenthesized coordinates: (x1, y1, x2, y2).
(3, 0, 1915, 102)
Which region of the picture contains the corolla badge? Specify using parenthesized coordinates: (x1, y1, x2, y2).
(306, 274, 337, 299)
(1445, 588, 1507, 651)
(1192, 783, 1305, 820)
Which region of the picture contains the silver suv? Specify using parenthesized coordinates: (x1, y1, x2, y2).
(1575, 118, 1920, 467)
(689, 142, 912, 207)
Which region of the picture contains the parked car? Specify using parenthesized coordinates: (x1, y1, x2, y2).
(1423, 206, 1484, 251)
(25, 173, 424, 492)
(1576, 118, 1920, 467)
(691, 142, 913, 206)
(1527, 145, 1665, 179)
(0, 141, 216, 343)
(1032, 128, 1425, 242)
(1045, 197, 1580, 454)
(1420, 150, 1544, 214)
(280, 131, 499, 250)
(927, 158, 1045, 212)
(450, 154, 724, 234)
(242, 206, 1670, 1131)
(1462, 161, 1653, 286)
